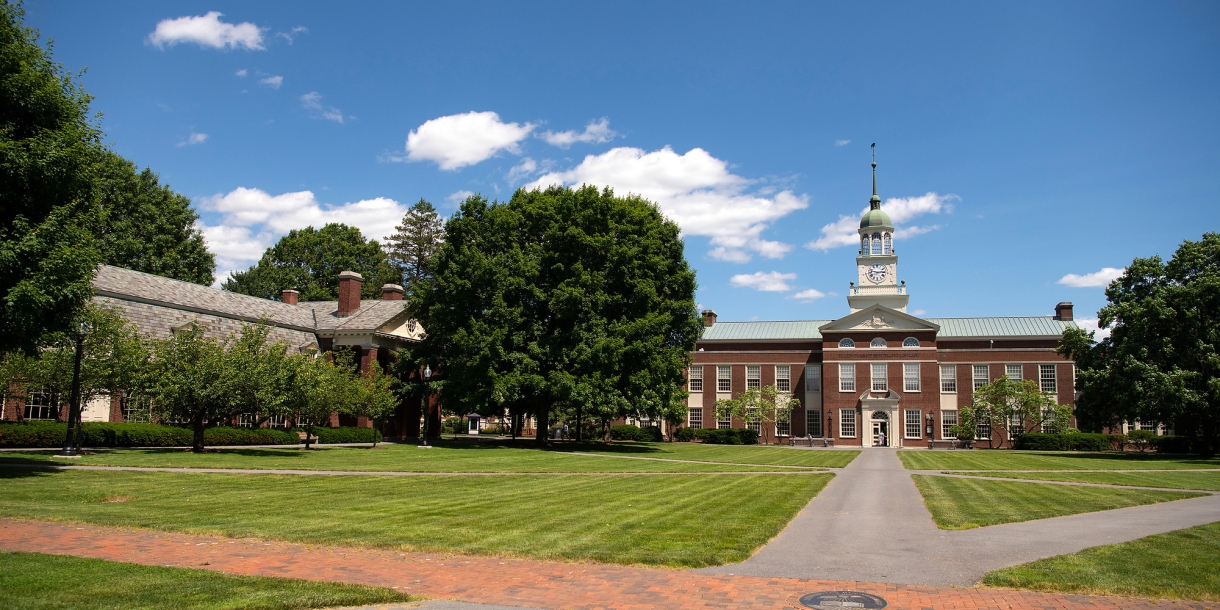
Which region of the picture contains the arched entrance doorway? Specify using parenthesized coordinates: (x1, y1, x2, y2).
(870, 410, 890, 447)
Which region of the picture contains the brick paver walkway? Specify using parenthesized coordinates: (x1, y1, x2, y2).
(3, 518, 1215, 610)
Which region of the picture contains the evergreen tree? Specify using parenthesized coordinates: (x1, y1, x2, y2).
(385, 198, 444, 294)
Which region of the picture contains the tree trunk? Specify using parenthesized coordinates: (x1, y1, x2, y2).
(192, 416, 206, 453)
(575, 403, 583, 442)
(535, 404, 549, 446)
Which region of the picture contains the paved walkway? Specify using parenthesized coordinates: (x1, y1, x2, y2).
(2, 518, 1213, 610)
(701, 448, 1220, 586)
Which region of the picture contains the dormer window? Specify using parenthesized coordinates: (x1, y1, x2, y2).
(839, 338, 855, 348)
(861, 235, 870, 255)
(902, 337, 919, 348)
(871, 233, 882, 255)
(883, 233, 892, 255)
(870, 337, 887, 348)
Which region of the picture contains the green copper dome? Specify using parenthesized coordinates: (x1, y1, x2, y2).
(860, 206, 892, 229)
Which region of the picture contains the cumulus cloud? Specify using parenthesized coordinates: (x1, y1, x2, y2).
(835, 139, 851, 147)
(402, 111, 534, 170)
(540, 118, 619, 148)
(259, 75, 283, 89)
(177, 132, 208, 146)
(526, 146, 808, 262)
(446, 190, 476, 206)
(300, 92, 344, 123)
(791, 288, 826, 302)
(1057, 267, 1125, 288)
(1075, 317, 1113, 341)
(805, 192, 956, 251)
(148, 12, 264, 50)
(505, 157, 539, 184)
(730, 271, 797, 292)
(199, 188, 407, 281)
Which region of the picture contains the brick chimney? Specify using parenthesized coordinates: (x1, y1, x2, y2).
(281, 289, 299, 305)
(701, 309, 718, 327)
(338, 271, 363, 317)
(381, 284, 404, 300)
(1054, 302, 1074, 321)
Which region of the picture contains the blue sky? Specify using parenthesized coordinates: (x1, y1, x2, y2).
(25, 1, 1220, 331)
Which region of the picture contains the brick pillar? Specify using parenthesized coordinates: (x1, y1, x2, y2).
(2, 385, 24, 421)
(359, 347, 379, 375)
(109, 392, 123, 423)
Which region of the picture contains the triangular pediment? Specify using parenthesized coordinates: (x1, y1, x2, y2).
(818, 304, 939, 333)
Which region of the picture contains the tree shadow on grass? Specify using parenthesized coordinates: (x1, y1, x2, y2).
(1031, 451, 1220, 468)
(0, 461, 71, 479)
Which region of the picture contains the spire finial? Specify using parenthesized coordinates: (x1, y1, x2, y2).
(869, 143, 880, 209)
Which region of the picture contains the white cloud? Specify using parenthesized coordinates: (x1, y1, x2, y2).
(403, 111, 535, 170)
(505, 157, 538, 184)
(1075, 317, 1113, 341)
(199, 187, 407, 280)
(235, 69, 248, 77)
(730, 271, 796, 292)
(276, 26, 309, 44)
(446, 190, 476, 205)
(911, 308, 927, 316)
(805, 192, 956, 251)
(835, 139, 851, 147)
(259, 75, 283, 89)
(177, 132, 208, 146)
(525, 146, 808, 262)
(540, 118, 619, 148)
(791, 289, 826, 302)
(300, 92, 344, 123)
(148, 12, 264, 50)
(1057, 267, 1125, 288)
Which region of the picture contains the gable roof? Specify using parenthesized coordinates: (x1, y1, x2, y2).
(818, 304, 940, 333)
(699, 314, 1077, 342)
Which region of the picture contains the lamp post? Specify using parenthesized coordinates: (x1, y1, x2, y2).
(58, 319, 88, 458)
(826, 413, 833, 447)
(420, 364, 432, 447)
(926, 411, 935, 450)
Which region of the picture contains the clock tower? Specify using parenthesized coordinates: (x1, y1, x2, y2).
(847, 146, 909, 313)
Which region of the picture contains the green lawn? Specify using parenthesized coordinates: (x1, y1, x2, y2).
(0, 550, 410, 610)
(911, 475, 1202, 529)
(984, 522, 1220, 601)
(899, 450, 1220, 472)
(0, 469, 832, 567)
(953, 470, 1220, 492)
(0, 442, 852, 472)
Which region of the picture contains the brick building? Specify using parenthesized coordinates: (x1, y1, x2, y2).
(688, 161, 1078, 446)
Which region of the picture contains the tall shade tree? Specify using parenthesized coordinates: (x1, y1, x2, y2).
(410, 186, 703, 445)
(222, 223, 398, 301)
(385, 198, 444, 294)
(1059, 232, 1220, 456)
(94, 151, 215, 285)
(0, 1, 103, 354)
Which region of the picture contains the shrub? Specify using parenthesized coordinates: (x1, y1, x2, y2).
(306, 426, 382, 444)
(1126, 429, 1157, 452)
(1107, 433, 1128, 451)
(608, 424, 662, 442)
(698, 428, 759, 445)
(202, 427, 299, 446)
(674, 427, 698, 442)
(1014, 432, 1111, 452)
(1153, 435, 1195, 454)
(1067, 433, 1111, 451)
(0, 422, 300, 448)
(0, 422, 78, 448)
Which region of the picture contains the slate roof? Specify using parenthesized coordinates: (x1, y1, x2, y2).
(699, 316, 1076, 341)
(294, 300, 410, 333)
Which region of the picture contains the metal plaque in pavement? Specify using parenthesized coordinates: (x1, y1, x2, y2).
(797, 591, 888, 609)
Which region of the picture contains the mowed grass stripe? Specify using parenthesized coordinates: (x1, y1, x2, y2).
(575, 444, 860, 468)
(898, 450, 1220, 472)
(950, 470, 1220, 492)
(911, 475, 1203, 530)
(0, 551, 412, 610)
(0, 470, 832, 567)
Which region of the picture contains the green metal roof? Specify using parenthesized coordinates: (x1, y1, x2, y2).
(699, 316, 1077, 341)
(859, 207, 893, 229)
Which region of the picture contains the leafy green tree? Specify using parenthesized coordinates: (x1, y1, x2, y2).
(1059, 233, 1220, 456)
(410, 186, 702, 445)
(94, 151, 214, 285)
(0, 1, 103, 354)
(966, 377, 1070, 448)
(222, 224, 398, 301)
(139, 324, 230, 452)
(713, 385, 799, 445)
(385, 198, 444, 295)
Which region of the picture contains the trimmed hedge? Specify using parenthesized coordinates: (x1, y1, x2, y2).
(0, 422, 300, 448)
(304, 426, 381, 444)
(609, 424, 663, 443)
(1153, 435, 1195, 454)
(1013, 432, 1111, 452)
(695, 428, 759, 445)
(674, 427, 698, 442)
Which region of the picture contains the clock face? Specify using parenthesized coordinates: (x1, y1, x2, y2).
(867, 263, 888, 283)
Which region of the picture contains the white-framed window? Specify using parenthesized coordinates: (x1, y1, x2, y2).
(121, 393, 152, 424)
(973, 365, 990, 391)
(689, 408, 703, 429)
(1040, 364, 1057, 393)
(267, 414, 288, 428)
(839, 338, 855, 348)
(839, 363, 855, 392)
(776, 419, 790, 437)
(1009, 413, 1024, 439)
(237, 413, 257, 428)
(689, 366, 703, 392)
(861, 235, 870, 254)
(1006, 364, 1022, 381)
(871, 232, 882, 255)
(22, 388, 59, 421)
(941, 410, 958, 439)
(940, 365, 957, 393)
(807, 409, 822, 436)
(746, 408, 761, 433)
(775, 365, 790, 392)
(1041, 409, 1056, 433)
(1139, 419, 1157, 431)
(805, 365, 821, 392)
(746, 365, 761, 390)
(717, 408, 732, 429)
(839, 408, 857, 437)
(976, 417, 992, 440)
(904, 363, 921, 392)
(870, 337, 887, 348)
(905, 409, 922, 439)
(872, 363, 887, 391)
(717, 365, 732, 393)
(883, 233, 892, 254)
(902, 337, 919, 348)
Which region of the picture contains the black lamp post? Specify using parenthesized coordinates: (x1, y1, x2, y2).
(58, 319, 88, 458)
(420, 364, 432, 447)
(926, 411, 935, 450)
